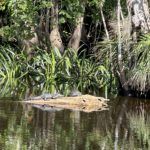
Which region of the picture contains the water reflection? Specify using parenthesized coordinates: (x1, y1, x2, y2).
(0, 97, 150, 150)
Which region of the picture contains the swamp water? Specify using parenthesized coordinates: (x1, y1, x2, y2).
(0, 97, 150, 150)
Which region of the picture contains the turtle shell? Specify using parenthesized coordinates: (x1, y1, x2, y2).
(41, 93, 53, 100)
(69, 89, 82, 97)
(52, 93, 64, 99)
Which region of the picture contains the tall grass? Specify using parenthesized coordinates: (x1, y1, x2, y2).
(0, 46, 20, 86)
(130, 34, 150, 92)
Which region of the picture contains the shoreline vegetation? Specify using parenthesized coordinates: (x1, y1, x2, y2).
(0, 0, 150, 99)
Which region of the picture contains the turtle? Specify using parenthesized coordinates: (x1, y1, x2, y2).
(28, 92, 64, 101)
(42, 92, 64, 100)
(52, 92, 64, 99)
(69, 89, 82, 97)
(27, 96, 42, 100)
(41, 93, 53, 100)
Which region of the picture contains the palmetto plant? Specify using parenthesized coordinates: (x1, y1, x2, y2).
(0, 46, 20, 85)
(130, 34, 150, 92)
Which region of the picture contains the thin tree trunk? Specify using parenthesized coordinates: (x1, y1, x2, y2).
(117, 0, 129, 94)
(100, 8, 110, 41)
(100, 8, 113, 68)
(50, 0, 64, 53)
(36, 10, 46, 47)
(100, 7, 113, 95)
(126, 2, 133, 69)
(68, 13, 84, 51)
(45, 8, 51, 52)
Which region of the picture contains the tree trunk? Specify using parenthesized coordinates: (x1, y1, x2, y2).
(128, 0, 150, 33)
(50, 0, 64, 53)
(117, 0, 129, 94)
(45, 8, 51, 52)
(68, 14, 84, 51)
(21, 27, 39, 60)
(100, 7, 113, 94)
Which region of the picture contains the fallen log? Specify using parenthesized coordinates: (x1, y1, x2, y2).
(23, 94, 109, 112)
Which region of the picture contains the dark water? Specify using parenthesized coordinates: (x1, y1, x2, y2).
(0, 97, 150, 150)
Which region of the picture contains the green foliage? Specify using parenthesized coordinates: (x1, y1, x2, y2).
(0, 0, 52, 40)
(130, 34, 150, 92)
(0, 45, 109, 95)
(59, 0, 85, 24)
(1, 0, 149, 96)
(0, 46, 19, 85)
(3, 0, 35, 38)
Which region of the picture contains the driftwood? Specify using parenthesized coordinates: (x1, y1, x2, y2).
(23, 94, 109, 113)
